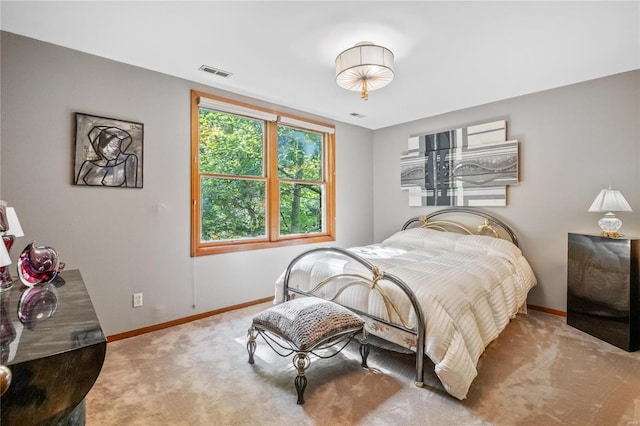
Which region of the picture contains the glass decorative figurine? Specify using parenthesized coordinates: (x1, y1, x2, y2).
(17, 242, 60, 287)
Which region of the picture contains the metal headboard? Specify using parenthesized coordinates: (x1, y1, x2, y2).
(401, 207, 520, 248)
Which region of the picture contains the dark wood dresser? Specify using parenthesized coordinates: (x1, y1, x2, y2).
(0, 269, 107, 425)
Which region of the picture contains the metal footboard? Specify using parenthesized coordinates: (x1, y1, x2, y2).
(282, 246, 426, 387)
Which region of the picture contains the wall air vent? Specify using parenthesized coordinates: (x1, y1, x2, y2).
(349, 112, 366, 118)
(199, 65, 233, 78)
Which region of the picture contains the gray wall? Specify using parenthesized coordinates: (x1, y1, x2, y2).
(0, 32, 374, 335)
(372, 70, 640, 312)
(2, 31, 639, 334)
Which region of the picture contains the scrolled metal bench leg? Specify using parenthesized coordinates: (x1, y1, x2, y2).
(247, 325, 257, 365)
(359, 328, 369, 368)
(293, 352, 310, 405)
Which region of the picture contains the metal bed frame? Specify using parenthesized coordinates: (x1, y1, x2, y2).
(281, 207, 520, 388)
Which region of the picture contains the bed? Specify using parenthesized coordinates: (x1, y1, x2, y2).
(275, 208, 537, 400)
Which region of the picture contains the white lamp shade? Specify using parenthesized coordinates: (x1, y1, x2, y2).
(588, 187, 632, 213)
(335, 42, 395, 92)
(0, 242, 10, 267)
(5, 207, 24, 237)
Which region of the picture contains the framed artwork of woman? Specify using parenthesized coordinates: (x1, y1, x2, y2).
(73, 113, 144, 188)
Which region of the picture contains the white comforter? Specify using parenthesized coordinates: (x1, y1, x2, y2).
(276, 228, 537, 400)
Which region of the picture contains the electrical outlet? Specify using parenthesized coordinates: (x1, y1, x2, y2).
(133, 293, 143, 308)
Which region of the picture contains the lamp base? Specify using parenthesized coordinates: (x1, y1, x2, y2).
(1, 236, 15, 284)
(599, 231, 624, 238)
(598, 212, 624, 238)
(0, 273, 13, 292)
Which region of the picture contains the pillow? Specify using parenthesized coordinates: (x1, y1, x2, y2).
(252, 297, 364, 351)
(455, 234, 522, 260)
(382, 228, 458, 251)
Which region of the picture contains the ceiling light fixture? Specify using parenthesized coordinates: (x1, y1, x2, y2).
(335, 42, 394, 101)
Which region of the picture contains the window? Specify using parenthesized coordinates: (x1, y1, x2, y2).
(191, 91, 335, 256)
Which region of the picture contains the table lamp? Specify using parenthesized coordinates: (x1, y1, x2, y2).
(588, 186, 632, 238)
(0, 237, 11, 291)
(0, 202, 24, 288)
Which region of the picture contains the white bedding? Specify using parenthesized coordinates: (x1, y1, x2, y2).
(275, 228, 537, 400)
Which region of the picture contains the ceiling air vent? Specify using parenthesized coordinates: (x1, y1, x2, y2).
(199, 65, 233, 78)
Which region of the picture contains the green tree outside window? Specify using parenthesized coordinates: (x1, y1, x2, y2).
(197, 107, 328, 245)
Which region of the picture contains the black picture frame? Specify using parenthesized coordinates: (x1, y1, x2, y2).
(73, 112, 144, 188)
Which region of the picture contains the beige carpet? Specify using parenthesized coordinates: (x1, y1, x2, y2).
(85, 302, 640, 425)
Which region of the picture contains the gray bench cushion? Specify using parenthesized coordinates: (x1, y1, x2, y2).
(252, 297, 364, 351)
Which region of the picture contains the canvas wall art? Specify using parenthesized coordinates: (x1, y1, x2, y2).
(73, 113, 144, 188)
(400, 120, 518, 207)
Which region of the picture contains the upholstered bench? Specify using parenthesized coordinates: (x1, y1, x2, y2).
(247, 297, 369, 404)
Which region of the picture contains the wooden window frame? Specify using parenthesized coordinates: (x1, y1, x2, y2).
(190, 90, 336, 256)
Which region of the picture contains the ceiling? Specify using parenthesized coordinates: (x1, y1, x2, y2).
(1, 1, 639, 130)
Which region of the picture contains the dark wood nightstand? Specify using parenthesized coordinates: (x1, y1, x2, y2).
(567, 233, 639, 351)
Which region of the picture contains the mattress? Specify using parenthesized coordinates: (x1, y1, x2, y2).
(275, 227, 537, 399)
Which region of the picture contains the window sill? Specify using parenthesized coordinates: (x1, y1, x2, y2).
(192, 234, 335, 256)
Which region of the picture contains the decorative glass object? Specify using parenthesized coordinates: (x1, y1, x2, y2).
(0, 292, 16, 363)
(18, 284, 58, 328)
(17, 242, 60, 287)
